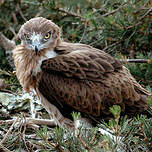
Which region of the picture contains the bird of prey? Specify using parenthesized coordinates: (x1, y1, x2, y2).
(13, 17, 150, 129)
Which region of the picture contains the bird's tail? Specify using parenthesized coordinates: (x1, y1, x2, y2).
(122, 66, 151, 116)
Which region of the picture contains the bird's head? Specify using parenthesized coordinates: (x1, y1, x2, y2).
(18, 17, 61, 54)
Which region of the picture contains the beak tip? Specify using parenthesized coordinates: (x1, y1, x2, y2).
(34, 46, 39, 55)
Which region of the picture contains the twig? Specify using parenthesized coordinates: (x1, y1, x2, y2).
(12, 12, 18, 25)
(79, 21, 88, 43)
(17, 4, 27, 22)
(20, 115, 30, 152)
(25, 134, 41, 140)
(0, 19, 17, 38)
(53, 7, 84, 20)
(120, 59, 151, 64)
(0, 117, 56, 127)
(0, 88, 17, 95)
(35, 7, 44, 17)
(101, 2, 127, 17)
(0, 32, 15, 51)
(139, 7, 152, 21)
(125, 7, 152, 30)
(8, 27, 17, 37)
(102, 41, 120, 51)
(78, 134, 89, 150)
(143, 0, 151, 7)
(27, 123, 40, 130)
(125, 22, 142, 30)
(0, 144, 12, 152)
(103, 140, 110, 152)
(0, 117, 19, 144)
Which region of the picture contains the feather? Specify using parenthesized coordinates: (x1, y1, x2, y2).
(13, 17, 151, 129)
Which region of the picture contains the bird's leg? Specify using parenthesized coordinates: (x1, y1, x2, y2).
(74, 118, 93, 136)
(56, 116, 75, 130)
(29, 97, 36, 118)
(29, 90, 41, 118)
(37, 90, 75, 129)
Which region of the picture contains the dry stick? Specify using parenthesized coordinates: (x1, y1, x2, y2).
(102, 41, 119, 51)
(79, 21, 88, 43)
(52, 7, 84, 20)
(0, 144, 12, 152)
(0, 32, 16, 69)
(35, 7, 44, 18)
(12, 12, 18, 25)
(0, 117, 19, 145)
(78, 135, 89, 150)
(101, 2, 127, 17)
(0, 32, 15, 51)
(0, 18, 17, 38)
(138, 7, 152, 21)
(0, 89, 17, 95)
(125, 7, 152, 30)
(0, 118, 56, 127)
(8, 27, 17, 37)
(20, 116, 30, 152)
(17, 4, 27, 22)
(120, 59, 151, 64)
(143, 0, 151, 7)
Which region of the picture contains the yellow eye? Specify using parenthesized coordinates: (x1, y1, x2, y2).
(25, 34, 30, 40)
(44, 33, 50, 39)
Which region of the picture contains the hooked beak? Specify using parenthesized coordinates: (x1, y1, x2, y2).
(33, 41, 40, 55)
(31, 34, 42, 55)
(34, 45, 39, 55)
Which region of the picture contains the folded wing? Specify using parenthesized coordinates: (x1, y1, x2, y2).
(38, 43, 150, 123)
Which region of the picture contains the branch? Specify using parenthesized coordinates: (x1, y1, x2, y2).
(52, 7, 85, 20)
(101, 2, 127, 17)
(79, 21, 88, 43)
(35, 7, 44, 18)
(17, 4, 27, 22)
(0, 32, 15, 51)
(0, 18, 17, 37)
(0, 117, 19, 144)
(139, 7, 152, 21)
(0, 144, 12, 152)
(8, 27, 17, 37)
(120, 59, 151, 64)
(0, 117, 56, 127)
(125, 7, 152, 30)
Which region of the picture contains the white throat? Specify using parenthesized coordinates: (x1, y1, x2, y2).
(33, 49, 57, 76)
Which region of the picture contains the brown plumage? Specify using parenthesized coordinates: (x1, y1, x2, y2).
(13, 17, 150, 129)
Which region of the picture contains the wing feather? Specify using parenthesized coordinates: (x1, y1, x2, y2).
(38, 42, 150, 124)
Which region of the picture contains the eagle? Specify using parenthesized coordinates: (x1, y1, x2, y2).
(12, 17, 150, 129)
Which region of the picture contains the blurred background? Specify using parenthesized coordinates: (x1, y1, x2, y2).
(0, 0, 152, 87)
(0, 1, 152, 151)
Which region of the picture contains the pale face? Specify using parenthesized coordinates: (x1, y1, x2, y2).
(23, 31, 53, 54)
(18, 17, 61, 54)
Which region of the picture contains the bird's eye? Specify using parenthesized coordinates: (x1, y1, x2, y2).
(44, 32, 51, 40)
(25, 34, 30, 40)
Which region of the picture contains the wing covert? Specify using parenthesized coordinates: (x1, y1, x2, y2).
(41, 48, 122, 81)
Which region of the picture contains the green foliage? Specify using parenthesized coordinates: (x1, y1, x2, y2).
(0, 0, 151, 51)
(125, 52, 152, 87)
(0, 0, 152, 151)
(72, 111, 81, 121)
(33, 106, 152, 151)
(37, 126, 48, 141)
(109, 105, 121, 119)
(0, 103, 151, 151)
(0, 0, 151, 83)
